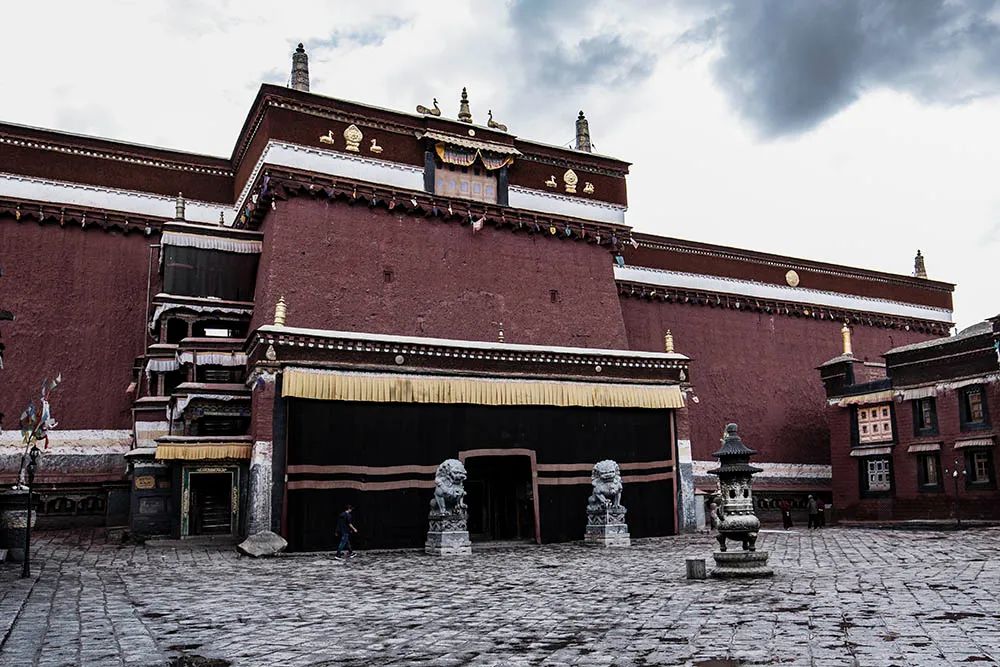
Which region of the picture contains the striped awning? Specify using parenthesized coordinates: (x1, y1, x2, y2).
(282, 368, 685, 409)
(954, 437, 995, 449)
(907, 443, 941, 453)
(162, 231, 262, 254)
(420, 131, 521, 155)
(155, 442, 251, 461)
(850, 446, 893, 457)
(833, 390, 895, 407)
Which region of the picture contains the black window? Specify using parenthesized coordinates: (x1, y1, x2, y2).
(959, 386, 990, 430)
(912, 398, 938, 436)
(964, 449, 996, 489)
(163, 246, 258, 302)
(916, 453, 942, 491)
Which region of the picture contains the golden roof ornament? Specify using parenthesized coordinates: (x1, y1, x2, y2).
(563, 169, 578, 193)
(664, 330, 675, 354)
(487, 110, 507, 132)
(343, 124, 363, 152)
(841, 323, 853, 356)
(274, 296, 287, 327)
(457, 87, 473, 124)
(416, 98, 441, 116)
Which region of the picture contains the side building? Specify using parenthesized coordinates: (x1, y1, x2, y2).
(619, 236, 953, 527)
(819, 316, 1000, 522)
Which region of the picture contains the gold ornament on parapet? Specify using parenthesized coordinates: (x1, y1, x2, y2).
(563, 169, 578, 193)
(545, 175, 557, 188)
(785, 270, 800, 287)
(344, 124, 363, 152)
(319, 130, 335, 145)
(416, 98, 442, 116)
(369, 139, 383, 154)
(487, 110, 508, 132)
(583, 182, 595, 194)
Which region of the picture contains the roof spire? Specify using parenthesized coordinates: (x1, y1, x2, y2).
(274, 296, 287, 326)
(913, 249, 927, 279)
(458, 87, 472, 123)
(841, 323, 853, 356)
(664, 330, 674, 353)
(290, 43, 310, 92)
(575, 110, 592, 152)
(175, 193, 185, 220)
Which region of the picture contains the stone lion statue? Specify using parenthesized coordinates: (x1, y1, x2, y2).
(587, 459, 624, 513)
(430, 458, 468, 515)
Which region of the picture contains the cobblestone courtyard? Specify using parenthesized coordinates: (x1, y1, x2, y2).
(1, 527, 998, 666)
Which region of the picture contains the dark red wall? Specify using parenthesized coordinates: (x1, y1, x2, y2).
(251, 198, 629, 348)
(619, 297, 935, 464)
(0, 218, 156, 429)
(830, 383, 1000, 521)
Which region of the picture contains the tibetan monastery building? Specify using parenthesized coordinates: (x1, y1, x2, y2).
(0, 46, 954, 547)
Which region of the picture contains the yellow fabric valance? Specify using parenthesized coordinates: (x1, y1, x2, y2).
(155, 443, 252, 461)
(282, 369, 685, 410)
(834, 390, 895, 407)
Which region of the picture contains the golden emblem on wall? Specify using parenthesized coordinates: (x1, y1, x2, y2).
(563, 169, 578, 193)
(369, 139, 383, 154)
(319, 130, 335, 145)
(785, 270, 800, 287)
(343, 124, 364, 152)
(134, 475, 155, 490)
(545, 175, 557, 188)
(583, 182, 595, 194)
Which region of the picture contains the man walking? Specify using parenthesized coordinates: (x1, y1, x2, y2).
(807, 495, 819, 530)
(335, 504, 357, 558)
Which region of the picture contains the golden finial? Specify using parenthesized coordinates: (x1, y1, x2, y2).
(841, 323, 853, 356)
(664, 330, 674, 353)
(175, 192, 185, 220)
(274, 296, 287, 327)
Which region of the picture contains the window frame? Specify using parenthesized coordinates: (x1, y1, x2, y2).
(916, 452, 943, 492)
(912, 397, 939, 437)
(964, 448, 996, 490)
(959, 386, 990, 431)
(859, 455, 894, 497)
(855, 403, 896, 445)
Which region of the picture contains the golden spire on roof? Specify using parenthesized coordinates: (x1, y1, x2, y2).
(175, 193, 185, 220)
(664, 330, 675, 354)
(841, 323, 853, 356)
(575, 111, 592, 152)
(274, 296, 287, 327)
(458, 87, 473, 124)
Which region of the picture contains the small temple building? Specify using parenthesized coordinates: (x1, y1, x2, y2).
(819, 316, 1000, 522)
(0, 46, 956, 546)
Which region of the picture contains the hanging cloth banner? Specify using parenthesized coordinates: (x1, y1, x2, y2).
(162, 232, 262, 254)
(282, 368, 685, 409)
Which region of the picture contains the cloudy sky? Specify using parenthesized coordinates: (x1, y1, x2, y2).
(2, 0, 998, 329)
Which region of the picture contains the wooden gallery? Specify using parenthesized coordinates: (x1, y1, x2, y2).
(0, 47, 965, 549)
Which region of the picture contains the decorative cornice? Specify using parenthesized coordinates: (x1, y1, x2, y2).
(249, 325, 689, 385)
(0, 195, 164, 235)
(634, 238, 954, 293)
(239, 166, 634, 247)
(0, 133, 231, 176)
(518, 152, 627, 179)
(616, 279, 951, 336)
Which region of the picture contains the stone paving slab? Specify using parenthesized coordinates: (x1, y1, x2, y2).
(0, 527, 999, 666)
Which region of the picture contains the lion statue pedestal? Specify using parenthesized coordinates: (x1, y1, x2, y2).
(584, 460, 630, 548)
(425, 459, 472, 556)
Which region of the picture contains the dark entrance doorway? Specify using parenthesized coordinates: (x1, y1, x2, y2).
(464, 456, 534, 542)
(188, 473, 232, 536)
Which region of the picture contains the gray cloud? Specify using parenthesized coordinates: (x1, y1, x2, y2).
(508, 0, 657, 91)
(701, 0, 1000, 137)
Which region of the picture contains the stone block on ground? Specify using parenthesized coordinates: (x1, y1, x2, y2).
(585, 523, 630, 547)
(425, 530, 471, 556)
(237, 530, 288, 558)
